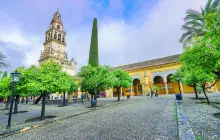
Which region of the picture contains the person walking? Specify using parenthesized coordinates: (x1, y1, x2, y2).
(150, 88, 154, 98)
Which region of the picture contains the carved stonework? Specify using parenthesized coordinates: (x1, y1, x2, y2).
(39, 9, 76, 76)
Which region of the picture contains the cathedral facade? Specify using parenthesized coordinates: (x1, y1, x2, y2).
(39, 9, 76, 76)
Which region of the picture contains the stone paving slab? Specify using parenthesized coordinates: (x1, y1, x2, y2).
(1, 95, 178, 140)
(181, 93, 220, 140)
(0, 97, 130, 131)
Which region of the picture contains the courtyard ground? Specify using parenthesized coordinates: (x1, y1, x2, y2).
(1, 95, 178, 140)
(0, 93, 220, 140)
(181, 93, 220, 140)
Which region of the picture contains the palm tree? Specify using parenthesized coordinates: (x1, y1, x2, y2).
(180, 0, 220, 44)
(0, 52, 8, 69)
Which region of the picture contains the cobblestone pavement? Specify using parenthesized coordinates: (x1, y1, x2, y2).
(1, 95, 178, 140)
(181, 93, 220, 140)
(0, 97, 132, 130)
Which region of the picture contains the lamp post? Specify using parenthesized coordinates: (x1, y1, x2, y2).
(7, 70, 20, 129)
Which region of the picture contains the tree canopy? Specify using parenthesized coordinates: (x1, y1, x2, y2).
(79, 65, 114, 93)
(88, 18, 99, 67)
(180, 0, 220, 44)
(112, 69, 132, 88)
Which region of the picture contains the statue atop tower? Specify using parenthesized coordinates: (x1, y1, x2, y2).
(39, 9, 76, 76)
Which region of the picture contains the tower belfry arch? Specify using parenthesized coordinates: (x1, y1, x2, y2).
(39, 9, 76, 76)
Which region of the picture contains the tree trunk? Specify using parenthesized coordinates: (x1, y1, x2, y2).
(5, 96, 10, 110)
(26, 97, 28, 104)
(94, 93, 97, 101)
(81, 94, 84, 104)
(34, 91, 43, 104)
(193, 85, 198, 99)
(63, 92, 66, 106)
(40, 91, 46, 120)
(90, 93, 94, 107)
(203, 88, 210, 104)
(21, 97, 25, 103)
(118, 87, 120, 102)
(14, 95, 19, 114)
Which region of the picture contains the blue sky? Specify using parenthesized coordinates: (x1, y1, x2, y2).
(0, 0, 207, 73)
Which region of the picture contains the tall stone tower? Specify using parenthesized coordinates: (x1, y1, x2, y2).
(39, 9, 76, 76)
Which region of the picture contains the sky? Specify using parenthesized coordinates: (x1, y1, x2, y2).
(0, 0, 207, 73)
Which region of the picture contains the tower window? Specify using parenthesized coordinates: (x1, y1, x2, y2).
(54, 34, 57, 39)
(58, 34, 61, 41)
(57, 25, 60, 29)
(62, 38, 65, 43)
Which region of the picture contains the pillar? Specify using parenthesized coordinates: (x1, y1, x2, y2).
(120, 87, 123, 97)
(164, 82, 169, 94)
(68, 92, 73, 103)
(105, 88, 113, 98)
(180, 82, 184, 93)
(163, 71, 168, 94)
(131, 86, 133, 96)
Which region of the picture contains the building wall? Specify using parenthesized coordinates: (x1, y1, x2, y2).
(105, 62, 195, 97)
(216, 81, 220, 91)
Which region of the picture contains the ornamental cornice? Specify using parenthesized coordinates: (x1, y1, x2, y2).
(126, 62, 181, 73)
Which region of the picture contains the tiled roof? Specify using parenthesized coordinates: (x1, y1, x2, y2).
(114, 54, 181, 70)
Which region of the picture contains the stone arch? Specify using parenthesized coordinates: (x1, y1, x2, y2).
(167, 74, 173, 83)
(133, 78, 140, 86)
(152, 72, 164, 83)
(153, 76, 164, 84)
(57, 25, 60, 29)
(133, 78, 142, 96)
(54, 33, 57, 39)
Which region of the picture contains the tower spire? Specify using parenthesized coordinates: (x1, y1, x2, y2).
(50, 8, 62, 25)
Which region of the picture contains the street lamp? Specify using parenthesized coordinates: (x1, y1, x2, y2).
(7, 70, 20, 129)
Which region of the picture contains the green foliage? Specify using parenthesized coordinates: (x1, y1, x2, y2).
(152, 86, 159, 91)
(88, 18, 99, 67)
(0, 52, 8, 69)
(57, 71, 78, 93)
(196, 84, 203, 93)
(180, 0, 220, 44)
(112, 69, 132, 88)
(1, 71, 7, 79)
(79, 65, 114, 93)
(171, 68, 183, 83)
(0, 77, 11, 98)
(0, 60, 78, 97)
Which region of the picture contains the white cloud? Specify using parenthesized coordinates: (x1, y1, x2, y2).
(67, 0, 207, 69)
(0, 29, 31, 46)
(0, 0, 208, 71)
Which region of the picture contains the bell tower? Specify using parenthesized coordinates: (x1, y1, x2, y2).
(39, 9, 76, 76)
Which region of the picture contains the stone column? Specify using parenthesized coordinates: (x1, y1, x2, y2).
(164, 82, 169, 94)
(163, 71, 168, 94)
(180, 82, 184, 93)
(105, 88, 113, 98)
(120, 87, 123, 97)
(131, 86, 133, 96)
(68, 92, 73, 104)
